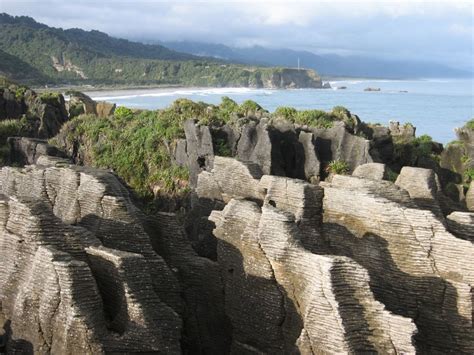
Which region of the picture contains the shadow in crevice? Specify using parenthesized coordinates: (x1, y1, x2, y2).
(1, 320, 34, 355)
(87, 256, 129, 335)
(268, 127, 306, 180)
(322, 222, 473, 354)
(215, 238, 304, 354)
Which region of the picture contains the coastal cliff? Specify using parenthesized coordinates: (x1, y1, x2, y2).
(0, 87, 473, 354)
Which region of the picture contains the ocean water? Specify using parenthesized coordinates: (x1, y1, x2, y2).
(86, 78, 473, 143)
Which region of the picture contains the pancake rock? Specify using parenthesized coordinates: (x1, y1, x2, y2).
(203, 157, 417, 353)
(0, 162, 183, 353)
(322, 174, 474, 353)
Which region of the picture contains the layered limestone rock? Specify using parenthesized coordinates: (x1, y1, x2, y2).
(210, 199, 416, 354)
(352, 162, 387, 180)
(196, 158, 417, 353)
(0, 163, 183, 353)
(446, 211, 474, 242)
(322, 174, 474, 353)
(175, 118, 372, 188)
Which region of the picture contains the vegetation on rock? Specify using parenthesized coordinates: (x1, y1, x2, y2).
(326, 159, 350, 175)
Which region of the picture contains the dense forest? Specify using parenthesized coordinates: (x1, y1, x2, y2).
(0, 14, 321, 88)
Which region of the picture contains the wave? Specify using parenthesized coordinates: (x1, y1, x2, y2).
(89, 87, 274, 101)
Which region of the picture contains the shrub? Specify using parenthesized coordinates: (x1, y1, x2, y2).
(15, 86, 27, 100)
(290, 110, 334, 128)
(239, 100, 263, 115)
(464, 168, 474, 183)
(39, 92, 60, 102)
(465, 119, 474, 130)
(331, 106, 350, 119)
(386, 168, 399, 182)
(114, 106, 134, 120)
(274, 106, 297, 120)
(214, 138, 232, 157)
(0, 119, 23, 145)
(326, 159, 349, 175)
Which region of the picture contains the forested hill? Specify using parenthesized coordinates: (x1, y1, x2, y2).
(0, 14, 322, 88)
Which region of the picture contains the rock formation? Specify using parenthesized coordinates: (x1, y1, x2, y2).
(0, 161, 183, 353)
(0, 85, 68, 138)
(0, 93, 473, 354)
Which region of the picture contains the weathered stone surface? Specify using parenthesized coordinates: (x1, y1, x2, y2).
(466, 181, 474, 211)
(446, 211, 474, 242)
(7, 137, 69, 165)
(144, 213, 231, 354)
(209, 198, 416, 353)
(322, 174, 474, 353)
(236, 120, 274, 175)
(309, 122, 373, 172)
(0, 164, 183, 353)
(259, 175, 324, 251)
(196, 156, 264, 203)
(298, 131, 321, 182)
(182, 119, 215, 186)
(95, 101, 116, 118)
(352, 162, 387, 180)
(395, 166, 447, 214)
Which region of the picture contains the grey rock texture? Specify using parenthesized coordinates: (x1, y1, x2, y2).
(446, 211, 474, 242)
(352, 162, 387, 180)
(323, 174, 474, 353)
(0, 163, 183, 353)
(209, 197, 416, 353)
(7, 137, 69, 165)
(309, 122, 373, 172)
(1, 150, 472, 353)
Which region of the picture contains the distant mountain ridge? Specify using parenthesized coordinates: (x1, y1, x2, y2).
(0, 14, 322, 88)
(162, 40, 472, 79)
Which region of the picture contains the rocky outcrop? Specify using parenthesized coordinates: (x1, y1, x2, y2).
(261, 68, 322, 89)
(66, 91, 116, 119)
(322, 174, 474, 353)
(7, 137, 69, 165)
(1, 145, 473, 353)
(175, 118, 372, 187)
(0, 163, 184, 353)
(205, 161, 417, 353)
(389, 121, 416, 139)
(352, 162, 387, 180)
(0, 85, 68, 138)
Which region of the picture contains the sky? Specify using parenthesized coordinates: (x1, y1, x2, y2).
(2, 0, 473, 70)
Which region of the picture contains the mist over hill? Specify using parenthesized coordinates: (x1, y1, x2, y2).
(162, 40, 472, 79)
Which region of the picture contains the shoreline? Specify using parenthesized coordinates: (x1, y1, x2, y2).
(33, 76, 470, 94)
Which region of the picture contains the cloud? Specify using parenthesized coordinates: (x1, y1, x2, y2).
(2, 0, 473, 69)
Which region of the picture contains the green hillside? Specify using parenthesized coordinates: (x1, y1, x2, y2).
(0, 14, 322, 88)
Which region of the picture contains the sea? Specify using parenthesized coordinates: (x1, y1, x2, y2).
(85, 78, 474, 144)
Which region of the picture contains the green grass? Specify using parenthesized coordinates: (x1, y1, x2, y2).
(326, 159, 350, 175)
(464, 168, 474, 184)
(51, 110, 190, 199)
(0, 119, 23, 145)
